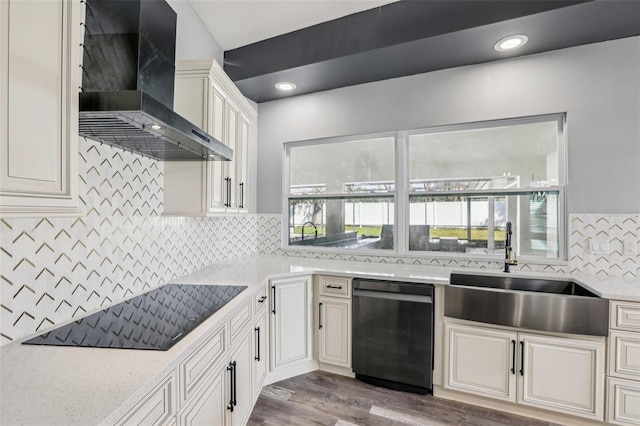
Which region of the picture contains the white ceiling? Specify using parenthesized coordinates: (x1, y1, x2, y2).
(188, 0, 397, 50)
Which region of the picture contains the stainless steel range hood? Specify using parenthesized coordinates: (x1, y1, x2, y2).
(79, 0, 232, 161)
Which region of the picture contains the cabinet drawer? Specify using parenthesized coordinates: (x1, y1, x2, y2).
(608, 377, 640, 425)
(116, 372, 176, 426)
(611, 301, 640, 331)
(254, 283, 268, 314)
(229, 298, 253, 347)
(319, 276, 351, 298)
(610, 330, 640, 380)
(178, 325, 226, 404)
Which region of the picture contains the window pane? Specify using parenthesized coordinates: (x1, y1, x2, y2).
(408, 191, 559, 258)
(289, 137, 395, 195)
(408, 119, 561, 191)
(289, 197, 395, 250)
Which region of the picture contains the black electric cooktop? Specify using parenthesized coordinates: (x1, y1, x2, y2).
(23, 284, 246, 351)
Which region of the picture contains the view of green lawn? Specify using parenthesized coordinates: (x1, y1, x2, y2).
(293, 225, 506, 241)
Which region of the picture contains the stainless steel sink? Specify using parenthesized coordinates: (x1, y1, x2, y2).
(445, 272, 609, 336)
(449, 273, 599, 296)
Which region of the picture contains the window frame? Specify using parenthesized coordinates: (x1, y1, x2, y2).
(282, 114, 567, 262)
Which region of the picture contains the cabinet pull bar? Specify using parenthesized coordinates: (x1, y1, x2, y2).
(233, 361, 237, 407)
(510, 340, 516, 374)
(272, 286, 276, 314)
(255, 327, 261, 361)
(326, 285, 342, 289)
(226, 361, 235, 412)
(319, 302, 323, 329)
(258, 295, 266, 303)
(519, 340, 525, 376)
(239, 182, 244, 209)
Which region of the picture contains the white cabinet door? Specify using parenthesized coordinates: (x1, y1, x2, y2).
(445, 323, 517, 402)
(117, 373, 177, 426)
(178, 367, 226, 426)
(318, 297, 351, 367)
(229, 330, 253, 426)
(608, 377, 640, 426)
(270, 275, 313, 371)
(253, 308, 269, 399)
(609, 330, 640, 381)
(207, 85, 228, 212)
(0, 0, 79, 216)
(236, 115, 250, 211)
(224, 101, 239, 211)
(519, 333, 605, 420)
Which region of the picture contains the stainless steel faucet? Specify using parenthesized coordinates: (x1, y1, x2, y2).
(504, 221, 517, 273)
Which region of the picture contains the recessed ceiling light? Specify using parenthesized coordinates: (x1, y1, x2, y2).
(275, 82, 297, 91)
(149, 124, 163, 130)
(494, 35, 528, 52)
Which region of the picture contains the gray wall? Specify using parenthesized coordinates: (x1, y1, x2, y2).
(168, 0, 224, 65)
(257, 37, 640, 214)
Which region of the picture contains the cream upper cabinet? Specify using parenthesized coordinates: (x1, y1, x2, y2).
(445, 321, 605, 421)
(270, 275, 313, 372)
(0, 0, 81, 216)
(164, 60, 256, 216)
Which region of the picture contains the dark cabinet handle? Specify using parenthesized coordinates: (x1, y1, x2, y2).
(258, 295, 266, 304)
(224, 177, 231, 207)
(319, 302, 323, 329)
(510, 340, 516, 374)
(271, 286, 276, 314)
(255, 327, 261, 361)
(226, 361, 236, 411)
(326, 285, 342, 290)
(520, 341, 525, 376)
(239, 182, 244, 209)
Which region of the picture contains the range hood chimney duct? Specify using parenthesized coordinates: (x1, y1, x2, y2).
(79, 0, 232, 161)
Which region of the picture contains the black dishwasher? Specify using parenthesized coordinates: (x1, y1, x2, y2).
(352, 279, 434, 394)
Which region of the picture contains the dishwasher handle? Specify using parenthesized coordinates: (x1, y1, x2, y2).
(353, 288, 433, 304)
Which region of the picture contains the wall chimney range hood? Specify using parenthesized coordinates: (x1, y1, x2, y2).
(79, 0, 232, 161)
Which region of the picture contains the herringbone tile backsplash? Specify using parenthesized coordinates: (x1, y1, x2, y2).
(569, 214, 640, 279)
(1, 138, 637, 344)
(0, 138, 281, 345)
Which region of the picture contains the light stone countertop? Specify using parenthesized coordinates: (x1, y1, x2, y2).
(1, 254, 638, 426)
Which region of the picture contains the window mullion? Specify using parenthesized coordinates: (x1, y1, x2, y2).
(396, 131, 408, 254)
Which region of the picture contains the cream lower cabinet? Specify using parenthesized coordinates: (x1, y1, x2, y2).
(607, 300, 640, 425)
(445, 322, 605, 421)
(178, 366, 226, 426)
(270, 275, 313, 372)
(0, 0, 80, 216)
(318, 297, 351, 367)
(253, 307, 269, 397)
(316, 276, 352, 368)
(177, 331, 253, 426)
(228, 330, 254, 426)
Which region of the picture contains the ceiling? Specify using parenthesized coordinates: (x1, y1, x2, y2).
(189, 0, 640, 104)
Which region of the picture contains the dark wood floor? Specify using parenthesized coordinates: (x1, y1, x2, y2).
(248, 371, 559, 426)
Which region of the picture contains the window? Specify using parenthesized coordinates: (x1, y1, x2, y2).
(286, 135, 396, 250)
(284, 114, 566, 260)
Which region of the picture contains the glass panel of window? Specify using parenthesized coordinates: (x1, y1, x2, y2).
(408, 118, 561, 191)
(289, 197, 395, 250)
(408, 191, 560, 258)
(289, 136, 396, 195)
